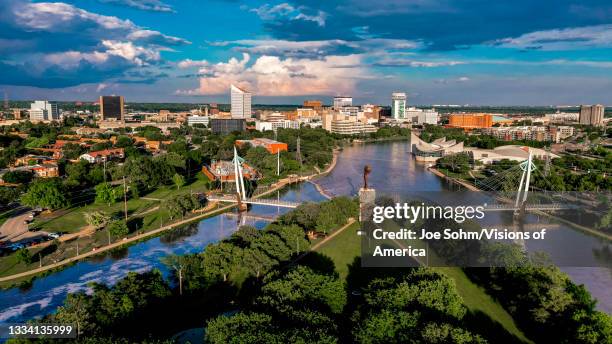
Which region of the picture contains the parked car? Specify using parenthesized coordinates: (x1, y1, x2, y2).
(47, 232, 61, 239)
(7, 243, 25, 251)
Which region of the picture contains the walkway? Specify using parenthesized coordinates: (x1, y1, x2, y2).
(0, 203, 237, 283)
(0, 149, 342, 283)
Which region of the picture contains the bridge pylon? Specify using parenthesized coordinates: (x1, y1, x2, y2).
(514, 149, 536, 217)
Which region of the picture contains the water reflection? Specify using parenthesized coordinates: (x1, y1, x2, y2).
(0, 141, 610, 325)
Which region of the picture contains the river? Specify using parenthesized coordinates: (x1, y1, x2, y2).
(0, 141, 610, 326)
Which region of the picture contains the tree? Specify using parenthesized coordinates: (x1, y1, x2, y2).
(1, 170, 33, 184)
(108, 220, 129, 237)
(84, 211, 111, 230)
(172, 173, 185, 190)
(16, 247, 32, 265)
(21, 179, 69, 210)
(95, 182, 116, 206)
(162, 255, 188, 295)
(202, 242, 239, 282)
(54, 293, 94, 337)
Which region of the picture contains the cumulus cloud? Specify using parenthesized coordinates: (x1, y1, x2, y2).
(0, 0, 189, 88)
(493, 24, 612, 50)
(98, 0, 175, 13)
(176, 53, 369, 96)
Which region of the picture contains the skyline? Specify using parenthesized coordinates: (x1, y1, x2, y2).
(0, 0, 612, 105)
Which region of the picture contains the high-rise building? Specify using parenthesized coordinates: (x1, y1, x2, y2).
(579, 104, 605, 126)
(333, 96, 352, 110)
(100, 96, 124, 121)
(29, 100, 59, 121)
(230, 84, 252, 119)
(210, 118, 247, 134)
(391, 92, 407, 120)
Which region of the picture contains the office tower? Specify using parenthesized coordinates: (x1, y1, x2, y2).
(391, 92, 407, 120)
(230, 84, 252, 119)
(100, 96, 124, 121)
(333, 96, 352, 110)
(579, 104, 605, 126)
(210, 118, 247, 134)
(29, 100, 59, 121)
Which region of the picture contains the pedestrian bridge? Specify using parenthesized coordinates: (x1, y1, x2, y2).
(207, 195, 301, 208)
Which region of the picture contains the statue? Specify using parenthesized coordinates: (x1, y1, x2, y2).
(363, 165, 372, 189)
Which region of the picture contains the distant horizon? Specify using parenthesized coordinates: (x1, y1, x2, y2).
(3, 97, 608, 109)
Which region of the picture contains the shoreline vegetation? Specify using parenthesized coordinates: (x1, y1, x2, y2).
(0, 149, 340, 287)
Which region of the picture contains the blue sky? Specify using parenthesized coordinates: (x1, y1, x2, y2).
(1, 0, 612, 105)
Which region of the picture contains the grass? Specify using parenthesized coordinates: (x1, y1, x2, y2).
(314, 221, 531, 343)
(433, 267, 531, 343)
(32, 174, 211, 234)
(315, 222, 360, 279)
(34, 198, 157, 233)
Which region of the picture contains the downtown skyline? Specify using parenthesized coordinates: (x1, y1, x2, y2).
(1, 0, 612, 105)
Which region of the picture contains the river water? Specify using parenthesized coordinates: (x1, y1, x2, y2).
(0, 141, 610, 326)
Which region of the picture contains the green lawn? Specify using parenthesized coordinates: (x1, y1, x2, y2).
(143, 173, 210, 199)
(315, 222, 360, 278)
(32, 174, 211, 234)
(314, 222, 531, 343)
(34, 197, 157, 233)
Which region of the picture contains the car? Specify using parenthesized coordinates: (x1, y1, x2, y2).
(47, 232, 61, 239)
(7, 243, 25, 251)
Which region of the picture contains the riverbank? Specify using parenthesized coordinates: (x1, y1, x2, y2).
(351, 135, 410, 144)
(0, 148, 342, 286)
(428, 167, 612, 242)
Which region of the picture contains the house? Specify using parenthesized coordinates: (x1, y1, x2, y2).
(31, 163, 60, 178)
(202, 160, 260, 183)
(79, 148, 125, 163)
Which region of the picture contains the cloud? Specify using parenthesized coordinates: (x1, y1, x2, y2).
(176, 53, 370, 96)
(98, 0, 175, 13)
(492, 24, 612, 50)
(0, 0, 189, 88)
(250, 3, 327, 27)
(373, 58, 464, 67)
(208, 38, 420, 59)
(251, 1, 612, 50)
(177, 59, 209, 69)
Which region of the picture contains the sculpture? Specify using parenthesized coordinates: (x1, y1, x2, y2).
(363, 165, 372, 189)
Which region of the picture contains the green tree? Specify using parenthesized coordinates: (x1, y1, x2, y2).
(16, 247, 32, 265)
(84, 211, 111, 230)
(108, 220, 129, 237)
(95, 182, 116, 206)
(1, 170, 33, 184)
(21, 179, 69, 210)
(172, 173, 185, 190)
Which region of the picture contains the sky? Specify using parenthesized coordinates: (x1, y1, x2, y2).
(1, 0, 612, 105)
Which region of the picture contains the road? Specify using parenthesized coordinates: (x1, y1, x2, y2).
(0, 207, 48, 244)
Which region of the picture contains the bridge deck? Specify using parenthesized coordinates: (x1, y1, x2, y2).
(208, 195, 300, 208)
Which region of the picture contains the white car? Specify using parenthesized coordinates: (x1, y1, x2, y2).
(48, 233, 61, 239)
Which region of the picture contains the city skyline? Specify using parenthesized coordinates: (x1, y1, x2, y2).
(1, 0, 612, 105)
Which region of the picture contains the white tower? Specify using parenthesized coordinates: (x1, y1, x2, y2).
(230, 84, 252, 119)
(391, 92, 406, 120)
